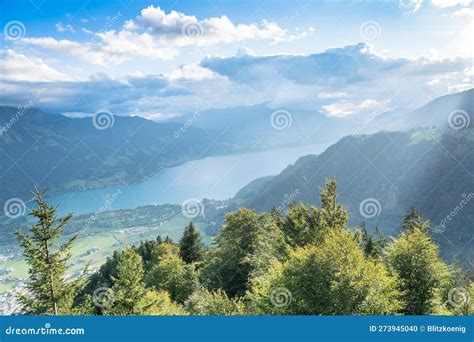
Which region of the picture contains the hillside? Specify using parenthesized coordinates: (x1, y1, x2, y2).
(233, 128, 474, 264)
(367, 88, 473, 132)
(0, 106, 234, 204)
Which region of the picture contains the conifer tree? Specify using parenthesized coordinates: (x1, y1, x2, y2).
(106, 248, 147, 315)
(179, 222, 204, 263)
(275, 178, 348, 247)
(402, 207, 430, 232)
(386, 209, 450, 314)
(16, 188, 84, 315)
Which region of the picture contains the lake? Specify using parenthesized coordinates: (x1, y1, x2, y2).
(47, 143, 329, 216)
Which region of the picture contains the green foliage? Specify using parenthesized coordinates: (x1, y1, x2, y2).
(15, 179, 472, 317)
(318, 178, 349, 234)
(386, 210, 450, 315)
(179, 222, 204, 263)
(137, 236, 163, 271)
(185, 288, 246, 315)
(248, 229, 402, 315)
(105, 248, 147, 315)
(358, 226, 386, 259)
(16, 188, 86, 315)
(231, 128, 474, 267)
(402, 207, 430, 232)
(199, 208, 286, 297)
(274, 178, 349, 248)
(138, 290, 187, 315)
(145, 244, 198, 304)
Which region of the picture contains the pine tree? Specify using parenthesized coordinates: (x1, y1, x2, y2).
(106, 248, 147, 315)
(317, 178, 349, 238)
(387, 208, 450, 314)
(179, 222, 204, 263)
(199, 208, 285, 297)
(16, 188, 84, 315)
(275, 178, 349, 247)
(402, 207, 430, 232)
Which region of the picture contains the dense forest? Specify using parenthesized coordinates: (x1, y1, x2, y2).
(14, 179, 473, 316)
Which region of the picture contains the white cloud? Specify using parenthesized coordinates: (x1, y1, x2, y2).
(16, 5, 312, 66)
(452, 7, 474, 16)
(431, 0, 473, 8)
(0, 49, 72, 82)
(55, 22, 76, 33)
(21, 34, 176, 65)
(0, 43, 470, 120)
(399, 0, 424, 13)
(167, 63, 219, 81)
(125, 5, 313, 46)
(321, 99, 392, 118)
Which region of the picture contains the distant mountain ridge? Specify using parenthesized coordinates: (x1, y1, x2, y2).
(231, 127, 473, 264)
(167, 103, 358, 148)
(367, 88, 473, 132)
(0, 106, 232, 204)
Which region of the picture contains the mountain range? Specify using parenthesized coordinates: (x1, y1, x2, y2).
(0, 106, 235, 204)
(229, 89, 473, 264)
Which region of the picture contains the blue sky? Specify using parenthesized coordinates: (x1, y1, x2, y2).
(0, 0, 472, 119)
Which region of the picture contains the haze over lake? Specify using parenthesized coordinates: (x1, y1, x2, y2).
(46, 144, 329, 215)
